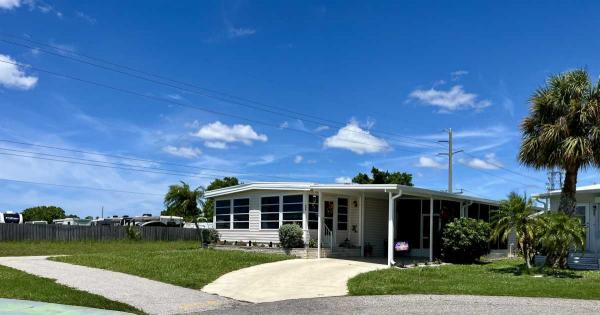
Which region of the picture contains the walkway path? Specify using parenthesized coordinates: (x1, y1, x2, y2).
(203, 258, 385, 303)
(202, 294, 600, 315)
(0, 298, 132, 315)
(0, 256, 237, 314)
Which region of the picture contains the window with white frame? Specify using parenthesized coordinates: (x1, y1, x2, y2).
(215, 200, 231, 229)
(233, 198, 249, 229)
(308, 194, 318, 229)
(261, 196, 280, 229)
(337, 198, 348, 230)
(282, 194, 303, 227)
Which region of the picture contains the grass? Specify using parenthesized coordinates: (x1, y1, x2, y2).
(348, 258, 600, 299)
(0, 240, 201, 257)
(0, 264, 141, 314)
(51, 247, 292, 289)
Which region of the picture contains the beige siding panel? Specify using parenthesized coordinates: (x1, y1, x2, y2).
(363, 197, 388, 257)
(347, 197, 360, 246)
(218, 230, 280, 243)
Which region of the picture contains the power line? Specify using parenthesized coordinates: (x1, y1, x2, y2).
(461, 151, 541, 182)
(0, 35, 443, 150)
(0, 177, 163, 196)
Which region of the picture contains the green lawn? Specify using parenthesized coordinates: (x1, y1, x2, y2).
(348, 258, 600, 299)
(51, 247, 291, 289)
(0, 264, 141, 314)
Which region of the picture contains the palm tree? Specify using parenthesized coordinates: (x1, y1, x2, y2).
(162, 181, 205, 221)
(519, 69, 600, 215)
(491, 192, 540, 268)
(537, 212, 586, 268)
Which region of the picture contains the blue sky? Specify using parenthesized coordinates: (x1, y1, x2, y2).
(1, 0, 599, 217)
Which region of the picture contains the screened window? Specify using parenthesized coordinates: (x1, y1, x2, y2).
(215, 199, 231, 229)
(282, 195, 303, 227)
(337, 198, 348, 230)
(233, 198, 249, 229)
(261, 196, 280, 229)
(308, 194, 318, 229)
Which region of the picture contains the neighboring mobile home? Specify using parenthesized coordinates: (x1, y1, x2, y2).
(205, 182, 506, 266)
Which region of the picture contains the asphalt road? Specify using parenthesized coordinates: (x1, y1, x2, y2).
(205, 294, 600, 315)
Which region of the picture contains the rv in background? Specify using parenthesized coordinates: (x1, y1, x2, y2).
(132, 214, 184, 227)
(0, 211, 23, 224)
(91, 215, 133, 226)
(25, 220, 48, 225)
(52, 218, 92, 226)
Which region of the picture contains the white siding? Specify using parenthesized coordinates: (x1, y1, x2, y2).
(363, 197, 388, 257)
(347, 197, 360, 246)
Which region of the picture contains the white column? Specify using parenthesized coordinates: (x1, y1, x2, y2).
(359, 193, 364, 257)
(429, 197, 434, 262)
(317, 191, 323, 259)
(388, 192, 394, 267)
(302, 192, 309, 245)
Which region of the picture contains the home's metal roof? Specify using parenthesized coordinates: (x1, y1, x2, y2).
(535, 184, 600, 198)
(204, 182, 499, 205)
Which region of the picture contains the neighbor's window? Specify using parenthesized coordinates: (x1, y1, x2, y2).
(233, 198, 250, 229)
(337, 198, 348, 230)
(215, 199, 231, 229)
(308, 194, 318, 229)
(261, 196, 280, 229)
(282, 195, 303, 227)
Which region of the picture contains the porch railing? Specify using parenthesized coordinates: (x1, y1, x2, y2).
(323, 224, 334, 250)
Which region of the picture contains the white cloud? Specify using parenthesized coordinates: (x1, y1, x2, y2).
(409, 85, 491, 112)
(228, 27, 256, 38)
(335, 176, 352, 184)
(162, 145, 202, 159)
(324, 120, 390, 154)
(0, 0, 20, 9)
(314, 125, 329, 132)
(416, 156, 446, 169)
(451, 70, 468, 80)
(294, 155, 303, 164)
(75, 10, 96, 24)
(0, 54, 38, 90)
(192, 121, 268, 148)
(459, 153, 502, 170)
(248, 154, 275, 166)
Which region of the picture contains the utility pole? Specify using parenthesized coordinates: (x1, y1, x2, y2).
(101, 206, 104, 218)
(438, 128, 463, 193)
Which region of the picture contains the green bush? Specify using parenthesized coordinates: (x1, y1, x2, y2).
(125, 226, 141, 241)
(278, 224, 304, 249)
(202, 228, 220, 244)
(537, 212, 586, 269)
(441, 217, 491, 263)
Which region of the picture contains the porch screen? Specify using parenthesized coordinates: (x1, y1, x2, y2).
(282, 195, 303, 227)
(337, 198, 348, 230)
(215, 200, 231, 229)
(308, 194, 318, 229)
(232, 198, 249, 229)
(261, 196, 280, 229)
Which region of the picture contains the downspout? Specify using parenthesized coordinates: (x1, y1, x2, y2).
(388, 190, 403, 267)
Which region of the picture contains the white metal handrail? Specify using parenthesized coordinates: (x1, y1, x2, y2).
(323, 224, 333, 250)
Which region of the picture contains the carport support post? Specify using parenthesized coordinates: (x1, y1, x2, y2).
(429, 197, 434, 262)
(317, 191, 323, 259)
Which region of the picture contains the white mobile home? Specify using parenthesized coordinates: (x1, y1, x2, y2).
(205, 182, 504, 266)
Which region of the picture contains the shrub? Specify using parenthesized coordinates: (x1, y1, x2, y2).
(537, 212, 586, 269)
(278, 224, 304, 249)
(201, 228, 220, 244)
(125, 226, 141, 241)
(441, 217, 491, 263)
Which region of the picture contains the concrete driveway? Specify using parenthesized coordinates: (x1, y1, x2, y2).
(202, 258, 385, 303)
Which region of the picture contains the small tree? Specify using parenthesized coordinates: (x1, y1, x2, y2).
(278, 224, 304, 249)
(441, 218, 491, 263)
(491, 192, 540, 268)
(162, 181, 204, 221)
(538, 212, 586, 268)
(352, 167, 413, 186)
(21, 206, 66, 223)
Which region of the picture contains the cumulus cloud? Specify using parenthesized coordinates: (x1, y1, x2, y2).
(0, 54, 39, 90)
(294, 155, 303, 164)
(191, 121, 267, 149)
(162, 145, 202, 159)
(409, 85, 491, 112)
(335, 176, 352, 184)
(324, 120, 390, 154)
(0, 0, 20, 9)
(459, 153, 502, 170)
(416, 156, 446, 169)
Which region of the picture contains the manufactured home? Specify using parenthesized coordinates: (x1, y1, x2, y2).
(206, 182, 506, 266)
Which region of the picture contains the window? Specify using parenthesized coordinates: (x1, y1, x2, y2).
(233, 198, 249, 229)
(337, 198, 348, 230)
(282, 195, 303, 227)
(215, 200, 231, 229)
(308, 194, 318, 229)
(261, 196, 280, 229)
(324, 200, 334, 230)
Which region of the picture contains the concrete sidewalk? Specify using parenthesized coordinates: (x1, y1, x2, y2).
(0, 298, 132, 315)
(0, 256, 238, 314)
(203, 258, 385, 303)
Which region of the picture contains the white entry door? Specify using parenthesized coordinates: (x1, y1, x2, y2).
(576, 204, 597, 253)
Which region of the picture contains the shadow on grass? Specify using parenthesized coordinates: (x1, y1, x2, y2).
(490, 265, 582, 279)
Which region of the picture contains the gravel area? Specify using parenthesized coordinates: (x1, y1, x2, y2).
(202, 294, 600, 315)
(0, 256, 238, 314)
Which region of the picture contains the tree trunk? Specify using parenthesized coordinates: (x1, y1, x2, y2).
(559, 165, 579, 216)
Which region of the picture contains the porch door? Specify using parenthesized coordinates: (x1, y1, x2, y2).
(578, 204, 599, 253)
(422, 213, 441, 257)
(323, 199, 335, 232)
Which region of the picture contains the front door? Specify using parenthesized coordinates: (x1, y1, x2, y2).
(323, 199, 335, 231)
(422, 213, 441, 257)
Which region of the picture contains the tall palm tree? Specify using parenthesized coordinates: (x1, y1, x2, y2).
(163, 181, 205, 221)
(491, 192, 540, 268)
(519, 69, 600, 215)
